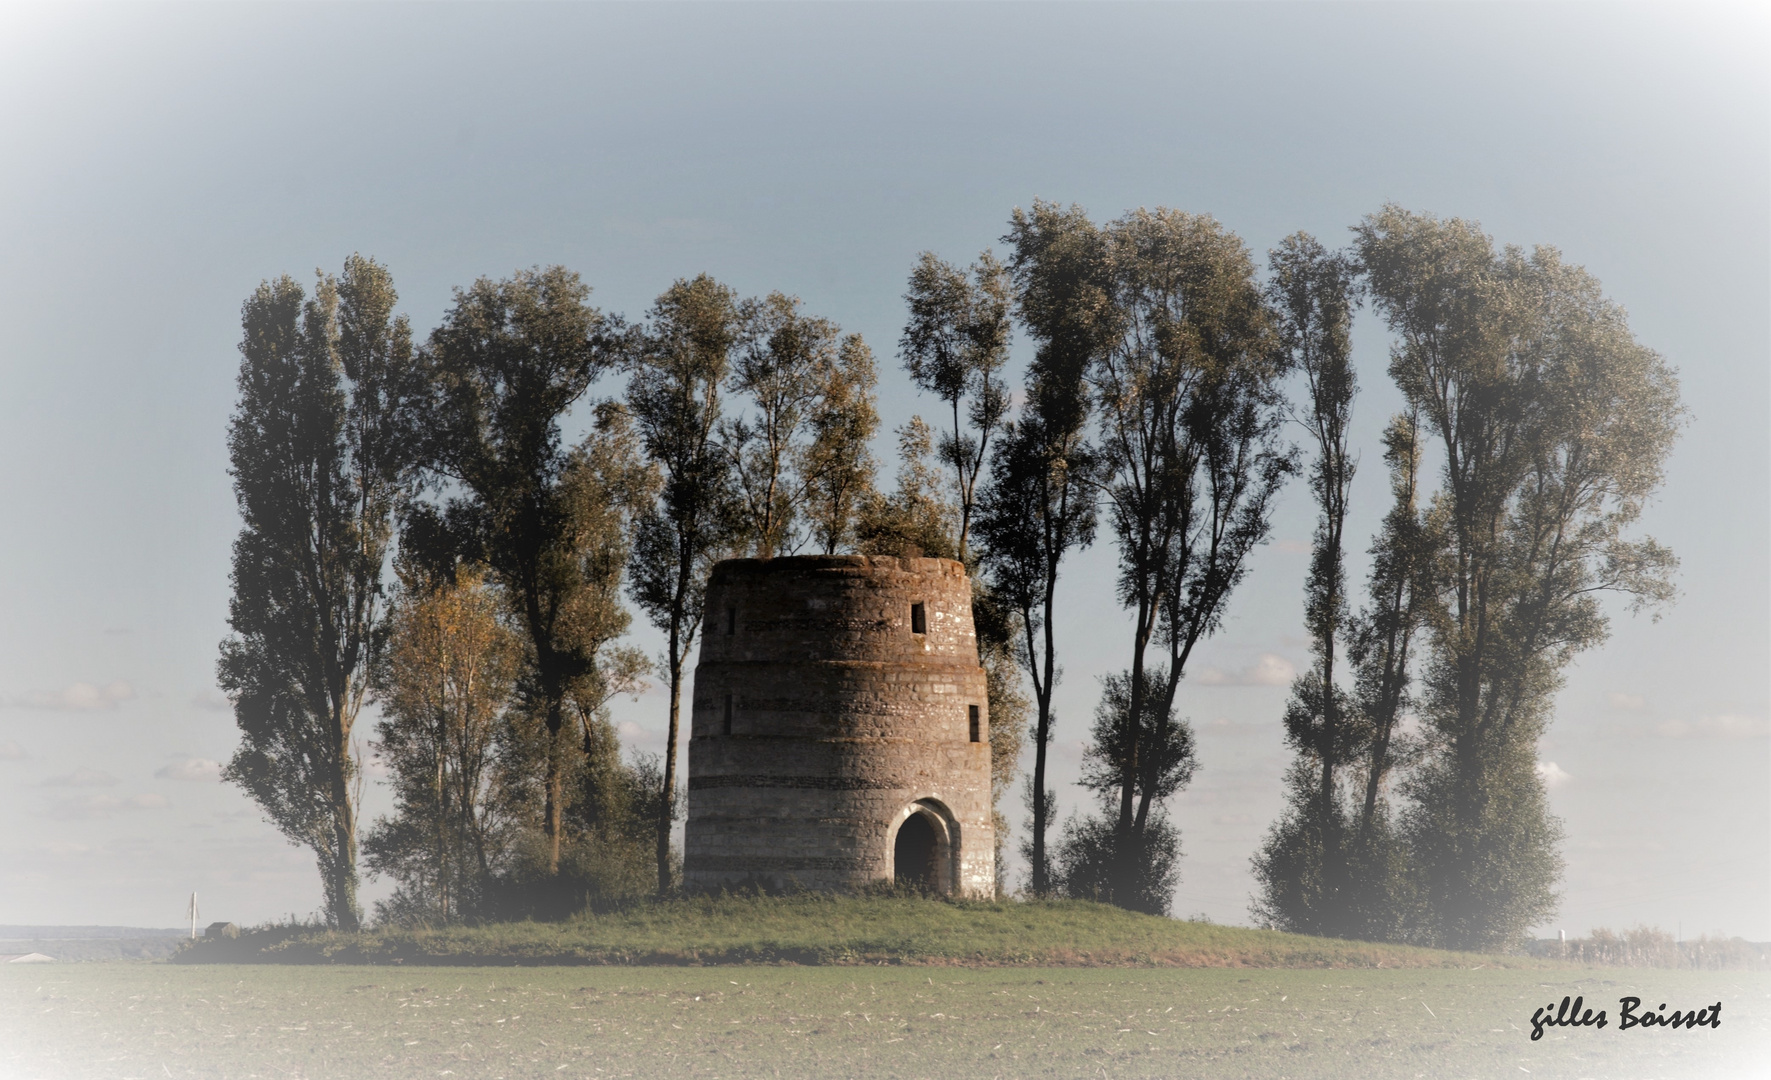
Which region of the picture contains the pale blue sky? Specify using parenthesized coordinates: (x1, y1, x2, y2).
(1, 2, 1765, 937)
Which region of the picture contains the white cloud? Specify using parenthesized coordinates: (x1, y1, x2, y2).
(156, 758, 222, 782)
(44, 792, 170, 820)
(0, 740, 25, 761)
(1196, 653, 1295, 687)
(1536, 761, 1573, 789)
(42, 767, 120, 787)
(10, 680, 136, 711)
(1606, 692, 1648, 712)
(1655, 713, 1770, 740)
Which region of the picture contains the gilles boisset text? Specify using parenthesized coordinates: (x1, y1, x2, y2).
(1530, 996, 1722, 1040)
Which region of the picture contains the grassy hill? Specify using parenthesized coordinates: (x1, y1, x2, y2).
(173, 894, 1526, 968)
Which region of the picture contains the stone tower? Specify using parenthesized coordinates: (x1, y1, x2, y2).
(682, 555, 994, 897)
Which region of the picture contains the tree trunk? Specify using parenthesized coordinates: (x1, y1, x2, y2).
(658, 599, 685, 897)
(544, 699, 566, 874)
(1116, 586, 1154, 905)
(1029, 586, 1056, 896)
(330, 816, 361, 932)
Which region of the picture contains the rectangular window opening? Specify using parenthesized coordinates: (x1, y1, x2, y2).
(724, 694, 734, 736)
(911, 602, 927, 635)
(968, 704, 980, 743)
(726, 605, 736, 635)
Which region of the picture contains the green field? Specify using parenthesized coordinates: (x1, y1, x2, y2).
(6, 964, 1767, 1079)
(169, 896, 1521, 970)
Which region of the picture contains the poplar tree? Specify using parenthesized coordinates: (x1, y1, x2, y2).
(974, 201, 1109, 894)
(1082, 209, 1293, 911)
(900, 250, 1013, 562)
(625, 274, 743, 894)
(1348, 415, 1431, 836)
(803, 334, 879, 554)
(419, 266, 617, 875)
(1334, 410, 1438, 940)
(220, 256, 419, 930)
(1356, 206, 1682, 949)
(724, 294, 878, 557)
(1251, 234, 1366, 936)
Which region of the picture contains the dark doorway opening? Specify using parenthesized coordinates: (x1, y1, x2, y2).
(893, 812, 938, 891)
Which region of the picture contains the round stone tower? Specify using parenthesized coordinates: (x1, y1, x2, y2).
(683, 555, 994, 897)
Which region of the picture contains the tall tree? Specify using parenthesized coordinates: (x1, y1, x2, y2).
(220, 256, 419, 930)
(365, 564, 520, 923)
(419, 266, 616, 875)
(1251, 234, 1366, 936)
(1356, 206, 1682, 949)
(725, 294, 877, 557)
(1338, 409, 1438, 941)
(975, 200, 1110, 894)
(625, 274, 744, 894)
(802, 333, 879, 554)
(1087, 208, 1293, 910)
(899, 250, 1013, 562)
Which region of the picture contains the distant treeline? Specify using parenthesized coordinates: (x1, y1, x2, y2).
(218, 202, 1679, 953)
(1526, 927, 1770, 971)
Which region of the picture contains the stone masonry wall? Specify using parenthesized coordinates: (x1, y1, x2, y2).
(683, 555, 994, 897)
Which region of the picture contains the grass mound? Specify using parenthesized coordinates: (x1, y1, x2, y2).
(174, 894, 1523, 969)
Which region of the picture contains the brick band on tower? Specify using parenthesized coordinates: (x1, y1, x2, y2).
(683, 555, 994, 897)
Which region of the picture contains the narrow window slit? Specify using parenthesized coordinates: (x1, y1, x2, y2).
(968, 704, 980, 743)
(911, 602, 927, 635)
(724, 693, 734, 736)
(726, 605, 736, 635)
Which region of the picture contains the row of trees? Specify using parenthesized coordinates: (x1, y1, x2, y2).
(219, 256, 1025, 928)
(220, 203, 1678, 950)
(1250, 210, 1682, 950)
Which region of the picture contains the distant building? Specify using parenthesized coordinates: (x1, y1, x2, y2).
(683, 555, 994, 897)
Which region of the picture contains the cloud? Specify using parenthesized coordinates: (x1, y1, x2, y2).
(156, 758, 222, 782)
(44, 792, 170, 820)
(1196, 653, 1295, 687)
(1606, 692, 1648, 712)
(0, 740, 25, 761)
(1273, 539, 1312, 554)
(1210, 813, 1256, 826)
(9, 681, 136, 711)
(1536, 761, 1573, 789)
(1654, 713, 1770, 740)
(190, 690, 232, 712)
(41, 767, 120, 787)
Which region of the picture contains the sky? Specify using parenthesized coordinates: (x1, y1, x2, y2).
(0, 2, 1765, 939)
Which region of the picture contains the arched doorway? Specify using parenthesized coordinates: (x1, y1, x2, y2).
(891, 801, 955, 894)
(894, 812, 939, 891)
